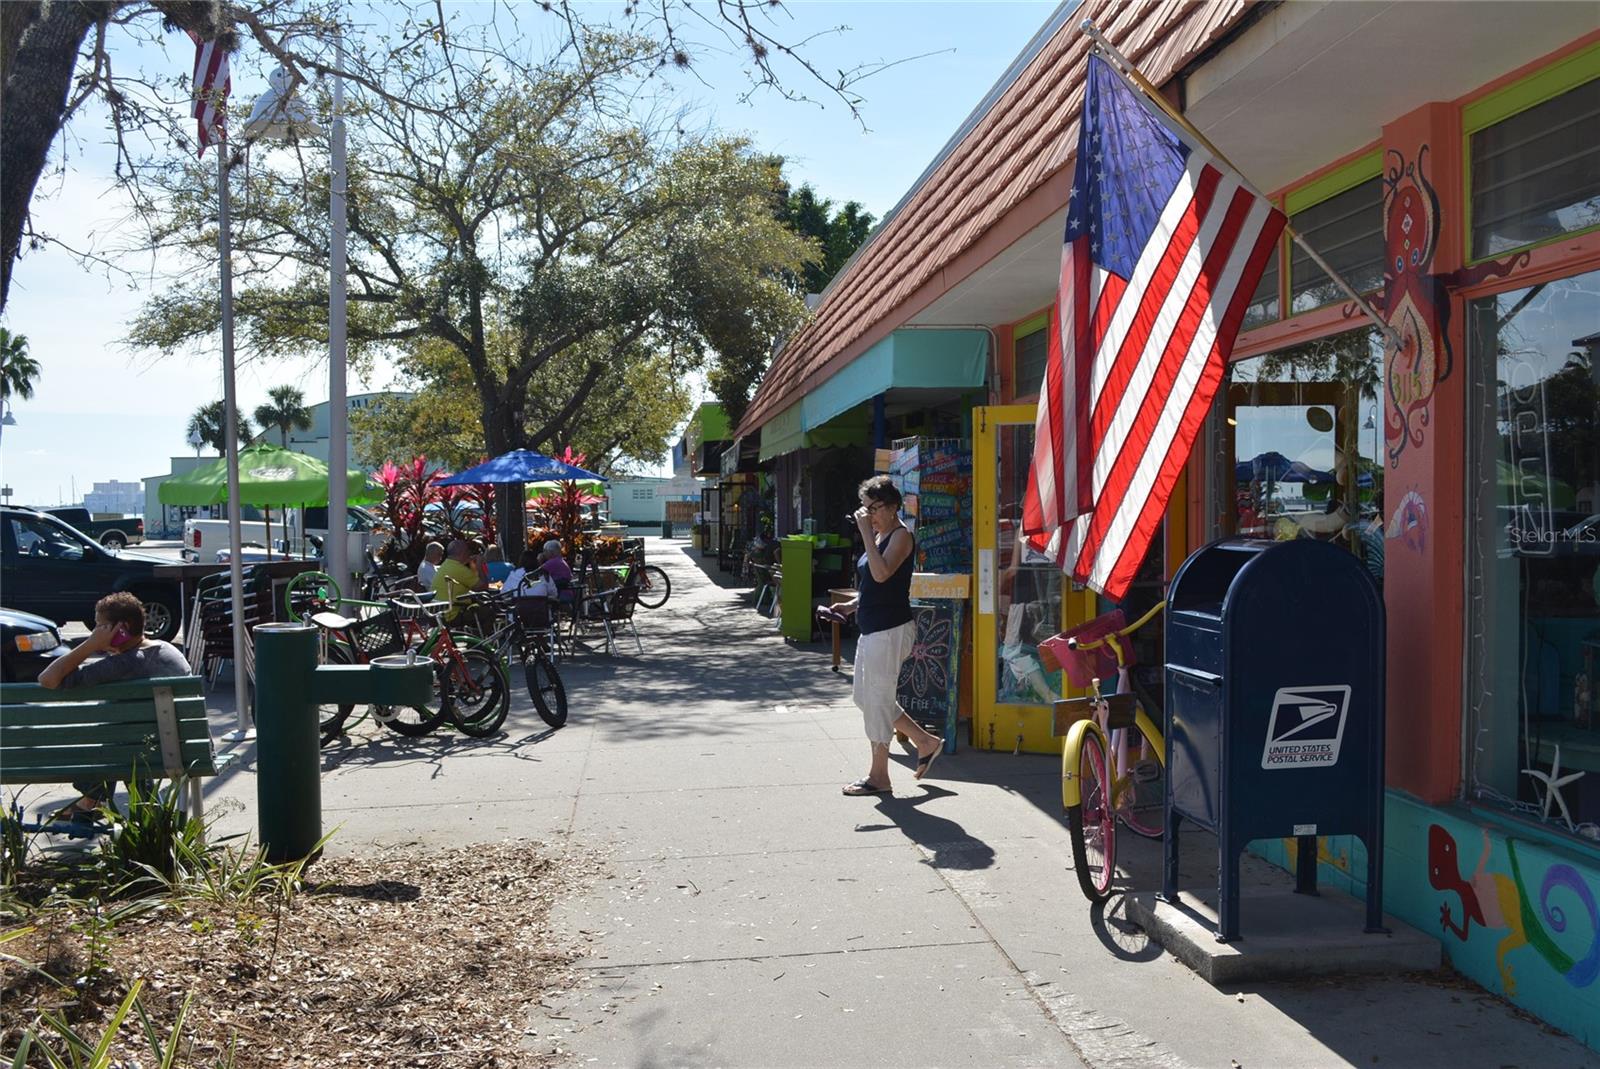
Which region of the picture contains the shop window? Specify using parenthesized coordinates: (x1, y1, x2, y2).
(1242, 246, 1280, 331)
(1288, 177, 1384, 315)
(1470, 74, 1600, 260)
(1014, 323, 1049, 400)
(1467, 269, 1600, 837)
(1211, 327, 1386, 583)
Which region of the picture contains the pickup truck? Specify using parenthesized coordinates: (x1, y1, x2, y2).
(45, 507, 144, 549)
(183, 505, 391, 563)
(1, 506, 183, 640)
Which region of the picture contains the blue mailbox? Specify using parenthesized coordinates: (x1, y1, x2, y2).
(1163, 537, 1385, 942)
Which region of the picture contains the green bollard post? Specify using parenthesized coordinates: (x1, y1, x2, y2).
(253, 622, 323, 863)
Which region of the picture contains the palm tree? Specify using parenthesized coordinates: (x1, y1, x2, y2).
(187, 400, 253, 454)
(0, 327, 39, 403)
(254, 385, 313, 447)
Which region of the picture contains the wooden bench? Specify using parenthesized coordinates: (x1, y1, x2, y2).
(0, 675, 230, 836)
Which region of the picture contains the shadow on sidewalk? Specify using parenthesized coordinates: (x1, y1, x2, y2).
(855, 785, 997, 871)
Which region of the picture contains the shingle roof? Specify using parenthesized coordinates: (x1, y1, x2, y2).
(738, 0, 1251, 436)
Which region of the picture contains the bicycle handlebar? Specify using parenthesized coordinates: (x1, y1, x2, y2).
(1065, 600, 1166, 668)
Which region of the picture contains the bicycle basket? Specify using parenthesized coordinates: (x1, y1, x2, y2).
(1038, 609, 1126, 689)
(348, 611, 406, 659)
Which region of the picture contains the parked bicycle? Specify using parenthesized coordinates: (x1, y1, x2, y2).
(289, 574, 510, 744)
(1052, 601, 1166, 903)
(615, 541, 670, 609)
(456, 590, 568, 728)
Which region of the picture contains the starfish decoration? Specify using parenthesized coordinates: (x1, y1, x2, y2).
(1522, 744, 1586, 830)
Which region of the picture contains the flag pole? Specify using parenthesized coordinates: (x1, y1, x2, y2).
(326, 29, 351, 597)
(217, 145, 254, 741)
(1078, 20, 1400, 350)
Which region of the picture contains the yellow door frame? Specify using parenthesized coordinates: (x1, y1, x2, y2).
(971, 405, 1197, 753)
(971, 404, 1097, 753)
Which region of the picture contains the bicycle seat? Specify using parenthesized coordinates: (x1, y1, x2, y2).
(311, 610, 359, 631)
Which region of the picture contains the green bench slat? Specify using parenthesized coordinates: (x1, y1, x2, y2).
(2, 699, 210, 729)
(0, 677, 203, 703)
(3, 739, 216, 767)
(2, 719, 212, 747)
(0, 676, 223, 787)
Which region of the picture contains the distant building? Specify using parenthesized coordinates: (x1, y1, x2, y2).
(82, 479, 143, 516)
(144, 390, 411, 537)
(249, 391, 412, 467)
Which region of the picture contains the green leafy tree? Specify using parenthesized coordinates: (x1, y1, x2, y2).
(3, 1, 892, 313)
(709, 175, 875, 422)
(186, 400, 252, 455)
(0, 326, 39, 402)
(253, 384, 313, 446)
(129, 33, 813, 545)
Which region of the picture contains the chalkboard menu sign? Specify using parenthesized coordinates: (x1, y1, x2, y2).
(897, 598, 966, 744)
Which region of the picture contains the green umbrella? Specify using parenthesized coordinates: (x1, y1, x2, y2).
(159, 443, 381, 506)
(524, 479, 606, 500)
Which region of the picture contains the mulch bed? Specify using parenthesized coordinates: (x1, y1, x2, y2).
(2, 839, 603, 1067)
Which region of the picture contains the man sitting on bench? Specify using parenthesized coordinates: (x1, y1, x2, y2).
(37, 591, 191, 824)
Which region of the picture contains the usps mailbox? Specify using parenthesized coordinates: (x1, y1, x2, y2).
(1163, 537, 1385, 942)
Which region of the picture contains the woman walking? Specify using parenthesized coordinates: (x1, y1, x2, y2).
(827, 475, 944, 796)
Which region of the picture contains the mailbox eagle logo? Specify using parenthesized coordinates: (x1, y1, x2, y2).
(1261, 685, 1351, 770)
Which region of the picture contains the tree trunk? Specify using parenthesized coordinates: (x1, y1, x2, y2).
(484, 398, 527, 558)
(0, 1, 108, 311)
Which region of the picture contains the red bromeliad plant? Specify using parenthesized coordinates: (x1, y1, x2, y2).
(375, 457, 443, 567)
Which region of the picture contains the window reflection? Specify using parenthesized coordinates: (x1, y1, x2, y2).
(1468, 269, 1600, 837)
(996, 423, 1063, 705)
(1215, 328, 1386, 583)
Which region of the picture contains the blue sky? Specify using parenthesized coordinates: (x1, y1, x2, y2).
(0, 1, 1059, 509)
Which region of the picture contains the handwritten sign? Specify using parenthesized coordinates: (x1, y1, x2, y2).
(898, 599, 966, 745)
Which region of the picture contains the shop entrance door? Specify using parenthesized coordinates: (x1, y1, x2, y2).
(971, 405, 1097, 753)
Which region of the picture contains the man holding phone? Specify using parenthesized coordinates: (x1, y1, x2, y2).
(38, 591, 190, 823)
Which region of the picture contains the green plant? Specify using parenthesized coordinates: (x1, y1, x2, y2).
(14, 978, 145, 1069)
(2, 800, 27, 886)
(94, 778, 206, 895)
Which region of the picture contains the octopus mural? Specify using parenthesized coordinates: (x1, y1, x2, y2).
(1380, 145, 1528, 469)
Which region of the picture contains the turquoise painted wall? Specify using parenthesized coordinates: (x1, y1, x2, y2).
(1256, 795, 1600, 1050)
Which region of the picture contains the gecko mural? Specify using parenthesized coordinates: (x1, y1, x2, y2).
(1428, 823, 1600, 995)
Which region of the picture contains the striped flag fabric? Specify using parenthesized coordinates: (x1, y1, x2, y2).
(1023, 54, 1285, 600)
(188, 31, 230, 157)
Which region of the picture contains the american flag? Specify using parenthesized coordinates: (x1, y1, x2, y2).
(1023, 54, 1285, 600)
(188, 31, 230, 157)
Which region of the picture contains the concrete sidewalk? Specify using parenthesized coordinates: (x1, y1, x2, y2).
(198, 540, 1598, 1068)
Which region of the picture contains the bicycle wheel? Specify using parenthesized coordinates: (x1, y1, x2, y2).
(372, 660, 452, 737)
(524, 650, 568, 728)
(1065, 728, 1115, 903)
(317, 640, 357, 745)
(635, 564, 670, 609)
(285, 571, 341, 623)
(449, 648, 511, 737)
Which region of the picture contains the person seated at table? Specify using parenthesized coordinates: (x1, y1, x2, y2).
(503, 548, 554, 597)
(433, 538, 489, 623)
(417, 541, 444, 591)
(537, 539, 576, 601)
(37, 592, 188, 823)
(484, 543, 513, 583)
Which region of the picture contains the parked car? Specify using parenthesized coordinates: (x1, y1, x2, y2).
(44, 507, 145, 549)
(181, 517, 273, 562)
(1, 506, 184, 641)
(0, 606, 70, 682)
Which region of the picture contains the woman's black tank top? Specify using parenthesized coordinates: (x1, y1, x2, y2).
(856, 527, 915, 634)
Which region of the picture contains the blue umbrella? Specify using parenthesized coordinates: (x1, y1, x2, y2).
(437, 449, 607, 486)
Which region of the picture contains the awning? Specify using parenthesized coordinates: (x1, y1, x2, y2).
(757, 402, 872, 462)
(758, 403, 806, 462)
(800, 329, 989, 431)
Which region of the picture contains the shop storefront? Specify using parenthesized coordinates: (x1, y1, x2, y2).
(740, 1, 1599, 1045)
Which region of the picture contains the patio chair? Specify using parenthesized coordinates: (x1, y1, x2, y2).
(577, 563, 642, 656)
(187, 566, 266, 691)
